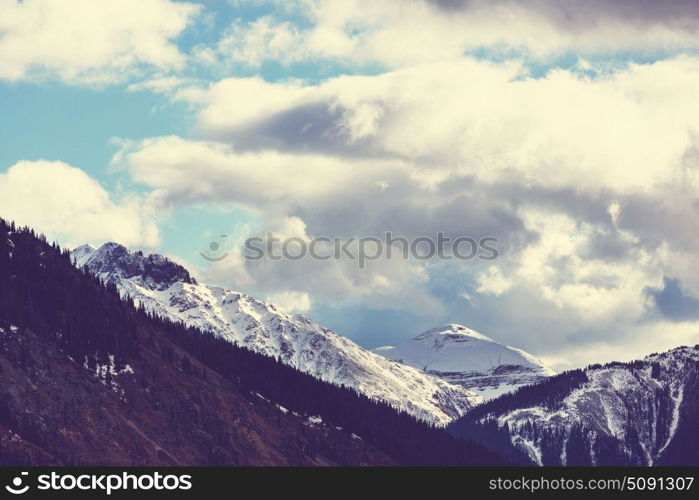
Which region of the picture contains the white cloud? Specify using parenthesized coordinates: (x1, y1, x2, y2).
(193, 57, 699, 197)
(107, 24, 699, 366)
(210, 0, 699, 69)
(112, 135, 409, 213)
(476, 266, 514, 296)
(500, 208, 663, 320)
(0, 0, 201, 85)
(265, 290, 312, 314)
(3, 0, 699, 368)
(540, 320, 699, 372)
(197, 76, 313, 134)
(193, 215, 446, 315)
(114, 57, 699, 345)
(216, 16, 309, 67)
(0, 160, 159, 248)
(126, 76, 191, 94)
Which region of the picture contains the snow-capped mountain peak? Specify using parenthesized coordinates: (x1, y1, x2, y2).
(70, 243, 482, 425)
(73, 242, 196, 290)
(374, 324, 555, 400)
(414, 323, 492, 342)
(71, 243, 96, 268)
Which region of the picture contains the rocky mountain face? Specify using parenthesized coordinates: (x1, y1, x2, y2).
(71, 243, 481, 426)
(449, 345, 699, 466)
(73, 243, 195, 289)
(374, 324, 555, 400)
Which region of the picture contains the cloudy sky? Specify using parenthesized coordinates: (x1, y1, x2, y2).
(3, 0, 699, 370)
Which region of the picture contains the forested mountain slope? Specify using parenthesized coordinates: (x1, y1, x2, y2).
(0, 218, 507, 466)
(449, 347, 699, 465)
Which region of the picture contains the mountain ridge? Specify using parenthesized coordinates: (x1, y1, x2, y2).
(71, 242, 482, 425)
(449, 344, 699, 465)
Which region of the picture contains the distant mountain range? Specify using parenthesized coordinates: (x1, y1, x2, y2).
(69, 241, 699, 466)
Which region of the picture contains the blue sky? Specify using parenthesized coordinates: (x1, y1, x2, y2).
(4, 0, 699, 370)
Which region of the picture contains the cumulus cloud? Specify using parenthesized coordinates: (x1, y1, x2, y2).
(83, 3, 699, 366)
(112, 135, 409, 212)
(3, 0, 699, 368)
(191, 214, 446, 316)
(154, 56, 699, 261)
(0, 0, 201, 85)
(118, 52, 699, 365)
(499, 208, 667, 319)
(112, 133, 532, 269)
(0, 160, 159, 248)
(539, 320, 699, 372)
(476, 266, 514, 296)
(215, 16, 310, 67)
(112, 133, 533, 316)
(210, 0, 699, 69)
(265, 290, 313, 314)
(192, 57, 699, 197)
